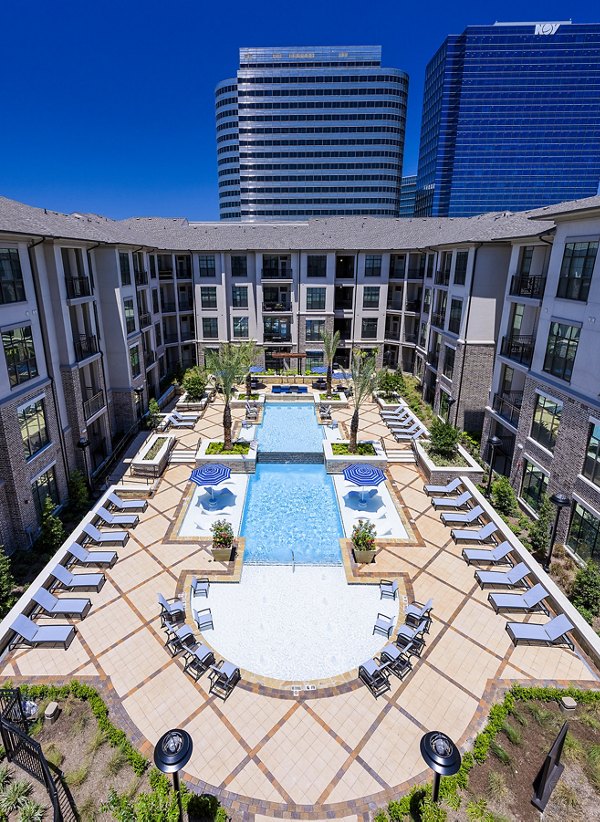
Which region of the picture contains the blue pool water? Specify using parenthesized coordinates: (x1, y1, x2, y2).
(257, 402, 324, 452)
(241, 463, 343, 564)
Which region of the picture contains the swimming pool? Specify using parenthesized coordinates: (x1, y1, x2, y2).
(257, 401, 323, 453)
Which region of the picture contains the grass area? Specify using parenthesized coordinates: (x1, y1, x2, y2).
(331, 443, 377, 456)
(206, 442, 250, 455)
(320, 393, 341, 400)
(143, 436, 168, 460)
(236, 393, 260, 400)
(423, 442, 470, 467)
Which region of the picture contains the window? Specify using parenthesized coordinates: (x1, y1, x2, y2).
(0, 248, 26, 304)
(119, 252, 131, 286)
(307, 255, 327, 277)
(19, 398, 49, 459)
(583, 422, 600, 488)
(155, 322, 162, 347)
(557, 241, 597, 301)
(364, 255, 382, 277)
(232, 286, 248, 308)
(443, 346, 455, 379)
(439, 390, 450, 421)
(520, 460, 549, 513)
(363, 286, 380, 308)
(176, 255, 192, 278)
(361, 318, 378, 339)
(32, 467, 58, 521)
(306, 351, 324, 369)
(390, 254, 405, 278)
(426, 255, 435, 278)
(130, 345, 141, 378)
(2, 325, 38, 387)
(543, 322, 580, 382)
(306, 319, 325, 341)
(231, 255, 247, 277)
(198, 255, 216, 277)
(152, 289, 159, 315)
(568, 503, 600, 562)
(123, 299, 136, 334)
(518, 246, 534, 276)
(306, 287, 326, 310)
(454, 251, 468, 285)
(448, 299, 462, 334)
(530, 394, 562, 452)
(233, 317, 249, 338)
(149, 255, 157, 279)
(423, 289, 431, 311)
(200, 287, 217, 309)
(202, 318, 218, 338)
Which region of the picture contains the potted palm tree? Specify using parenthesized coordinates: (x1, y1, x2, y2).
(210, 519, 235, 562)
(352, 519, 377, 564)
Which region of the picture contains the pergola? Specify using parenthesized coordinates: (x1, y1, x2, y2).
(269, 351, 306, 375)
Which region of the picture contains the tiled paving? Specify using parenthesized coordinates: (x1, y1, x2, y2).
(2, 392, 599, 820)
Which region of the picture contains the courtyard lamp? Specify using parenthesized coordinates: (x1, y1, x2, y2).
(446, 397, 456, 423)
(420, 731, 462, 804)
(543, 492, 571, 572)
(154, 729, 193, 822)
(485, 435, 503, 498)
(77, 436, 90, 486)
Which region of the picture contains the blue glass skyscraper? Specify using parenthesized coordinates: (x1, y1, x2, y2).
(415, 21, 600, 217)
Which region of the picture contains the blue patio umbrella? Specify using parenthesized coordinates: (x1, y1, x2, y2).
(333, 370, 347, 380)
(190, 464, 232, 507)
(343, 464, 386, 506)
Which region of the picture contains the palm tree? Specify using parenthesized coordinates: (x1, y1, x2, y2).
(206, 342, 257, 450)
(348, 350, 377, 453)
(321, 329, 340, 397)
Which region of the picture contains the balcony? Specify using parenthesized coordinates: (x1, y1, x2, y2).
(404, 333, 418, 344)
(65, 277, 91, 299)
(334, 300, 353, 311)
(405, 300, 421, 313)
(262, 268, 293, 280)
(83, 389, 105, 421)
(164, 333, 179, 344)
(500, 334, 535, 366)
(492, 391, 523, 428)
(159, 268, 174, 280)
(427, 354, 439, 370)
(407, 267, 425, 280)
(431, 311, 445, 328)
(161, 301, 176, 312)
(74, 334, 98, 362)
(180, 330, 195, 341)
(263, 300, 292, 312)
(139, 313, 152, 329)
(435, 270, 450, 286)
(134, 270, 148, 286)
(386, 299, 403, 311)
(178, 299, 193, 311)
(264, 332, 291, 342)
(144, 350, 157, 367)
(510, 275, 546, 299)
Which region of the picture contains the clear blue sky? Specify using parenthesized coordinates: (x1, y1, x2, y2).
(1, 0, 596, 220)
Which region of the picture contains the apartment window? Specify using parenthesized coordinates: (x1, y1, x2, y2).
(520, 460, 549, 513)
(32, 467, 58, 521)
(19, 398, 49, 460)
(418, 321, 427, 348)
(306, 351, 324, 369)
(583, 422, 600, 489)
(568, 503, 600, 562)
(448, 299, 462, 335)
(518, 246, 534, 276)
(390, 254, 406, 278)
(361, 318, 378, 339)
(0, 248, 26, 304)
(119, 252, 131, 286)
(152, 289, 159, 315)
(306, 287, 326, 310)
(149, 255, 157, 279)
(200, 287, 217, 309)
(232, 286, 248, 308)
(557, 241, 598, 301)
(306, 319, 325, 341)
(363, 286, 380, 309)
(530, 394, 562, 452)
(130, 345, 141, 378)
(198, 255, 216, 277)
(154, 322, 162, 348)
(202, 318, 218, 338)
(442, 346, 455, 379)
(176, 255, 192, 278)
(307, 255, 327, 277)
(2, 325, 38, 387)
(439, 390, 450, 421)
(423, 289, 431, 311)
(364, 255, 382, 277)
(233, 317, 249, 338)
(543, 322, 580, 382)
(454, 251, 468, 285)
(426, 255, 435, 279)
(123, 299, 136, 334)
(231, 255, 247, 277)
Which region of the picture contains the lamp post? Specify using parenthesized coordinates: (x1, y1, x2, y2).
(446, 397, 456, 423)
(133, 386, 144, 428)
(154, 729, 193, 822)
(76, 436, 90, 486)
(420, 731, 462, 803)
(544, 492, 571, 572)
(485, 435, 503, 497)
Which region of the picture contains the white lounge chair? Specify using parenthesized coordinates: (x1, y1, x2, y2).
(394, 426, 425, 442)
(506, 614, 574, 650)
(462, 541, 513, 566)
(82, 523, 129, 546)
(167, 414, 195, 429)
(67, 542, 117, 568)
(475, 561, 530, 590)
(107, 492, 148, 513)
(387, 416, 417, 430)
(440, 505, 485, 526)
(172, 409, 199, 423)
(31, 587, 91, 620)
(10, 614, 76, 650)
(488, 583, 550, 615)
(451, 521, 498, 544)
(51, 564, 105, 592)
(96, 506, 139, 529)
(431, 490, 472, 510)
(424, 477, 463, 496)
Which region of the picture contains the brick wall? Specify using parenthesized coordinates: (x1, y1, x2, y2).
(453, 343, 495, 433)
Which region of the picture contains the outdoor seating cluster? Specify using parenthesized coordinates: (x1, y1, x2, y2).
(380, 402, 428, 442)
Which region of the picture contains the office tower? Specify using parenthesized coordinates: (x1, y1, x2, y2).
(399, 175, 416, 217)
(415, 21, 600, 217)
(216, 46, 408, 221)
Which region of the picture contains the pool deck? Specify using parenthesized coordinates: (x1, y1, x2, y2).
(2, 395, 599, 820)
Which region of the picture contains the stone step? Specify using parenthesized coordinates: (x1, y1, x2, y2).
(386, 450, 416, 463)
(169, 452, 197, 464)
(257, 451, 324, 464)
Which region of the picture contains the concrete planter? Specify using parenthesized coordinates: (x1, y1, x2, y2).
(315, 392, 348, 407)
(196, 438, 257, 473)
(374, 393, 403, 411)
(212, 544, 235, 562)
(323, 439, 387, 474)
(131, 434, 175, 478)
(413, 440, 484, 485)
(353, 548, 376, 564)
(177, 391, 208, 413)
(230, 394, 266, 410)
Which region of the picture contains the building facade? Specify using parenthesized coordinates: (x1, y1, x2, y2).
(414, 21, 600, 217)
(399, 175, 416, 218)
(216, 46, 408, 221)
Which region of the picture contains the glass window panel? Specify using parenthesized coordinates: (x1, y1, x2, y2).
(530, 394, 562, 451)
(2, 325, 39, 387)
(19, 398, 49, 459)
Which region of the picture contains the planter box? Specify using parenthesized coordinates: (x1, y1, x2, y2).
(413, 440, 484, 485)
(315, 392, 348, 408)
(177, 391, 208, 413)
(323, 439, 387, 474)
(353, 548, 376, 564)
(212, 545, 235, 562)
(131, 434, 175, 478)
(196, 438, 257, 474)
(374, 393, 405, 411)
(230, 394, 266, 410)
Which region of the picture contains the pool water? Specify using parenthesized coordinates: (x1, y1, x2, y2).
(257, 402, 323, 453)
(241, 463, 343, 564)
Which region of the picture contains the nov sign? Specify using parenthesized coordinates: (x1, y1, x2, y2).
(535, 23, 560, 35)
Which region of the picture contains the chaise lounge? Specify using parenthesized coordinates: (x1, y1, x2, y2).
(68, 542, 117, 568)
(451, 522, 498, 544)
(51, 563, 105, 593)
(96, 506, 139, 529)
(31, 587, 91, 620)
(440, 505, 485, 526)
(475, 561, 530, 590)
(488, 583, 550, 615)
(505, 614, 574, 650)
(10, 614, 76, 650)
(462, 541, 513, 566)
(424, 477, 463, 496)
(431, 490, 472, 510)
(82, 523, 129, 547)
(107, 492, 148, 513)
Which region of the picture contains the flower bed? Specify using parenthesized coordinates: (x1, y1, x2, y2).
(414, 440, 483, 485)
(131, 434, 175, 478)
(196, 438, 257, 473)
(331, 442, 377, 456)
(323, 439, 387, 473)
(206, 442, 250, 455)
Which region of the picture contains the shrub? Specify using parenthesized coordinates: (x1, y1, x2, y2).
(428, 419, 460, 460)
(182, 367, 208, 401)
(571, 560, 600, 616)
(146, 398, 161, 430)
(527, 494, 554, 560)
(351, 519, 376, 552)
(210, 520, 234, 549)
(17, 800, 46, 822)
(0, 551, 17, 619)
(0, 781, 32, 814)
(102, 769, 188, 822)
(491, 476, 517, 518)
(38, 496, 65, 554)
(67, 470, 89, 514)
(376, 369, 406, 400)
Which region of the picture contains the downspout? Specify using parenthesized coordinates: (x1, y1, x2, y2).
(453, 244, 481, 429)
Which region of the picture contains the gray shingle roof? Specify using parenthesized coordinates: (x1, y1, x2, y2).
(527, 195, 600, 221)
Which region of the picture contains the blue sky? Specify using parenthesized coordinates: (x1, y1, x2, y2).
(1, 0, 596, 220)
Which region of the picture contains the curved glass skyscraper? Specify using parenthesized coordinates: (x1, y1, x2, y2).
(216, 46, 408, 221)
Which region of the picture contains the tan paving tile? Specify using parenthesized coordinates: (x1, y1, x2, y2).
(451, 597, 512, 658)
(11, 637, 91, 677)
(217, 684, 294, 750)
(100, 628, 169, 696)
(183, 704, 249, 787)
(359, 706, 424, 788)
(226, 759, 286, 803)
(411, 572, 465, 623)
(78, 597, 144, 655)
(425, 630, 500, 696)
(108, 549, 164, 593)
(126, 571, 179, 622)
(508, 644, 599, 682)
(399, 665, 479, 740)
(325, 758, 386, 804)
(309, 686, 386, 749)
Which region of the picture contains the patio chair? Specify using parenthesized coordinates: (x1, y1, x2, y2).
(462, 541, 513, 567)
(51, 563, 105, 593)
(424, 477, 463, 496)
(67, 542, 117, 568)
(395, 621, 426, 657)
(158, 593, 185, 627)
(373, 612, 395, 638)
(431, 490, 472, 510)
(10, 614, 76, 651)
(488, 583, 550, 616)
(172, 410, 200, 424)
(96, 506, 139, 529)
(475, 561, 530, 590)
(506, 614, 574, 650)
(405, 599, 433, 630)
(380, 579, 399, 600)
(191, 576, 210, 598)
(358, 658, 392, 698)
(194, 607, 214, 631)
(31, 587, 91, 620)
(272, 386, 282, 394)
(164, 624, 197, 657)
(82, 523, 129, 547)
(451, 522, 498, 544)
(380, 405, 408, 418)
(380, 644, 413, 680)
(183, 643, 216, 681)
(208, 660, 241, 700)
(440, 505, 485, 526)
(167, 414, 196, 429)
(297, 385, 308, 394)
(245, 402, 259, 420)
(393, 426, 426, 442)
(107, 492, 148, 513)
(387, 416, 417, 430)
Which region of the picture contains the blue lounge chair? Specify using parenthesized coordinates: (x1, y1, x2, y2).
(488, 583, 550, 615)
(31, 587, 91, 620)
(506, 614, 574, 650)
(52, 564, 105, 593)
(10, 614, 76, 650)
(475, 562, 530, 589)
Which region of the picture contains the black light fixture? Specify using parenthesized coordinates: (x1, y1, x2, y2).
(154, 729, 193, 821)
(544, 492, 571, 572)
(420, 731, 462, 803)
(77, 436, 90, 484)
(447, 396, 456, 423)
(485, 435, 503, 497)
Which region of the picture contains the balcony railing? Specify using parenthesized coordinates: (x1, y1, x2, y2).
(180, 330, 195, 341)
(510, 274, 546, 299)
(164, 333, 179, 344)
(407, 268, 425, 280)
(405, 300, 421, 312)
(74, 334, 98, 362)
(404, 333, 418, 344)
(492, 390, 523, 428)
(500, 334, 535, 366)
(83, 389, 105, 420)
(435, 270, 451, 286)
(431, 311, 445, 328)
(263, 300, 292, 312)
(334, 301, 353, 310)
(65, 276, 91, 299)
(262, 268, 293, 279)
(161, 301, 176, 312)
(139, 313, 151, 328)
(427, 355, 439, 370)
(134, 270, 148, 286)
(263, 332, 291, 342)
(159, 268, 174, 279)
(386, 299, 403, 311)
(178, 299, 193, 311)
(144, 350, 157, 366)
